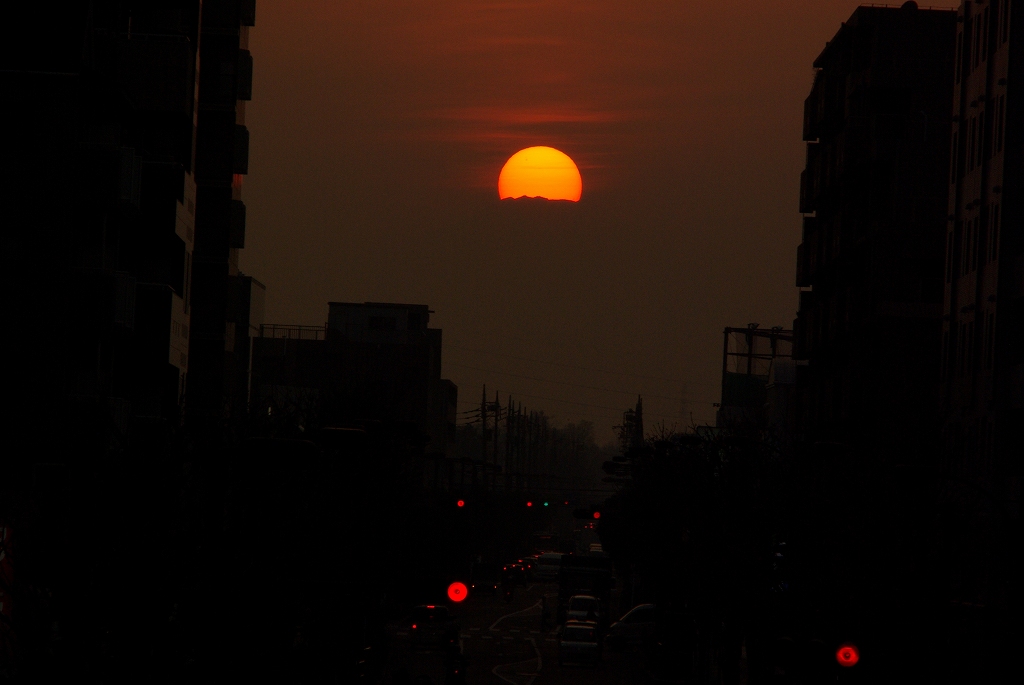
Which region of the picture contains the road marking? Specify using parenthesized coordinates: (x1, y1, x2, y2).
(529, 638, 542, 671)
(489, 600, 542, 631)
(492, 637, 542, 685)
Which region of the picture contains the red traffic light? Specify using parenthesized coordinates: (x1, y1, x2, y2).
(593, 511, 601, 519)
(456, 499, 465, 507)
(526, 501, 533, 507)
(836, 644, 859, 667)
(447, 582, 468, 602)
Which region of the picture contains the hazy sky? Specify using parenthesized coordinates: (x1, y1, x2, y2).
(241, 1, 959, 442)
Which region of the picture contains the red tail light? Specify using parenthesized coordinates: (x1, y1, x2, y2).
(836, 644, 859, 667)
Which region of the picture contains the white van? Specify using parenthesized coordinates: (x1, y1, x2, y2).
(533, 552, 563, 581)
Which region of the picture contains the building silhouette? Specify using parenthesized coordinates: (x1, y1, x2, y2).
(787, 7, 960, 677)
(715, 325, 794, 431)
(4, 4, 211, 451)
(251, 302, 458, 462)
(4, 1, 264, 446)
(2, 1, 262, 673)
(938, 0, 1020, 667)
(792, 3, 957, 464)
(186, 0, 263, 426)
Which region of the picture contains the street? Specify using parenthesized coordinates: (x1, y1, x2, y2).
(384, 580, 647, 685)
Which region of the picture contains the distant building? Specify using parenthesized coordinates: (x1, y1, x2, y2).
(251, 303, 457, 459)
(792, 4, 957, 462)
(939, 0, 1020, 635)
(186, 0, 262, 425)
(715, 325, 794, 430)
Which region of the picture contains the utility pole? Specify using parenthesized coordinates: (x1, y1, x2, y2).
(505, 394, 513, 491)
(481, 385, 488, 489)
(492, 391, 500, 478)
(517, 402, 523, 490)
(491, 391, 502, 491)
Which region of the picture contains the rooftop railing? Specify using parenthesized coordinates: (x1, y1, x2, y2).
(259, 323, 326, 341)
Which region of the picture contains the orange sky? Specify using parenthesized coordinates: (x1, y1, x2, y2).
(241, 0, 960, 441)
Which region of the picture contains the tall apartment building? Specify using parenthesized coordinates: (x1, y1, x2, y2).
(3, 4, 207, 667)
(792, 4, 957, 464)
(4, 3, 205, 453)
(187, 0, 263, 425)
(939, 0, 1020, 651)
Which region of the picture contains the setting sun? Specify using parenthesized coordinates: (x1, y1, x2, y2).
(498, 147, 582, 201)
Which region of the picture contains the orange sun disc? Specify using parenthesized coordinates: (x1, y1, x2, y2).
(498, 146, 582, 201)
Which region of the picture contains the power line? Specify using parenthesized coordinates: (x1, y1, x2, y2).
(493, 390, 683, 420)
(446, 342, 690, 385)
(446, 362, 715, 404)
(456, 396, 693, 425)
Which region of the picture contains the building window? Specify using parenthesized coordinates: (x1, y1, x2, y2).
(973, 216, 980, 273)
(974, 112, 983, 166)
(946, 231, 955, 283)
(991, 204, 1000, 261)
(958, 322, 966, 378)
(988, 313, 997, 370)
(977, 116, 983, 167)
(962, 219, 972, 275)
(955, 31, 963, 83)
(1004, 0, 1011, 44)
(969, 320, 976, 377)
(941, 330, 950, 380)
(973, 15, 981, 68)
(967, 117, 976, 170)
(969, 219, 976, 274)
(951, 130, 959, 183)
(972, 219, 979, 273)
(995, 95, 1005, 153)
(982, 7, 989, 61)
(984, 312, 995, 370)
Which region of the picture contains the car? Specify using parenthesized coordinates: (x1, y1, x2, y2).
(533, 552, 562, 581)
(519, 556, 537, 579)
(409, 605, 458, 651)
(559, 620, 601, 666)
(604, 603, 656, 650)
(502, 562, 527, 586)
(470, 561, 500, 595)
(565, 594, 602, 624)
